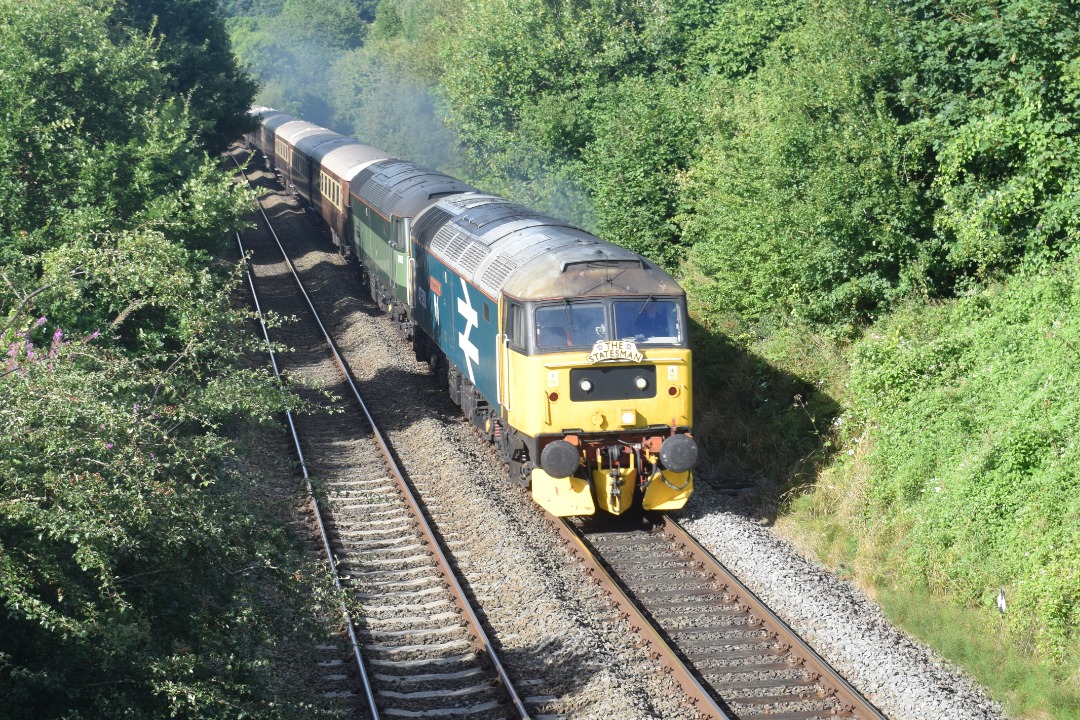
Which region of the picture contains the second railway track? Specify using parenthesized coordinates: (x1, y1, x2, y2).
(234, 153, 530, 719)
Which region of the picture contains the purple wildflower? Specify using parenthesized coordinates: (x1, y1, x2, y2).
(105, 443, 113, 450)
(35, 317, 46, 328)
(52, 328, 63, 342)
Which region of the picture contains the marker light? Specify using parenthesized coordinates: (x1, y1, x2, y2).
(668, 386, 680, 397)
(579, 379, 594, 393)
(548, 391, 560, 402)
(620, 410, 637, 426)
(634, 376, 648, 390)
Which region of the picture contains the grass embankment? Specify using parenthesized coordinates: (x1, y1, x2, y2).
(692, 258, 1080, 718)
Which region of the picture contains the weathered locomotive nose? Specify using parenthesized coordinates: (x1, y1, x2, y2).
(540, 440, 580, 478)
(659, 434, 698, 473)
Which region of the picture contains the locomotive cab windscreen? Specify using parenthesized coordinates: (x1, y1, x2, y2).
(520, 297, 688, 354)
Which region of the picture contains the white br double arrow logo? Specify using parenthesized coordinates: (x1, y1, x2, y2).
(457, 278, 480, 383)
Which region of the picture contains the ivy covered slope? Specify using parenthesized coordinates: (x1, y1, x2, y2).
(224, 0, 1079, 704)
(0, 1, 327, 717)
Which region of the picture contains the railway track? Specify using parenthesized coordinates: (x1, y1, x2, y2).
(233, 154, 532, 719)
(555, 514, 888, 720)
(230, 145, 888, 720)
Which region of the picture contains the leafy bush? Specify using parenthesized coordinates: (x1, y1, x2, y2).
(895, 0, 1080, 277)
(845, 258, 1080, 657)
(581, 78, 705, 266)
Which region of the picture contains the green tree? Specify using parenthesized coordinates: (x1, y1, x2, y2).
(893, 0, 1080, 278)
(581, 78, 705, 266)
(0, 2, 328, 715)
(679, 0, 926, 325)
(229, 0, 368, 125)
(111, 0, 259, 153)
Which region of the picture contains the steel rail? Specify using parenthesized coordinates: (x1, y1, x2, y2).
(233, 150, 531, 719)
(664, 517, 888, 720)
(546, 512, 732, 720)
(234, 227, 379, 719)
(557, 509, 889, 720)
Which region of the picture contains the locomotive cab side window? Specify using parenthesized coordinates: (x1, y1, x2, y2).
(506, 303, 527, 350)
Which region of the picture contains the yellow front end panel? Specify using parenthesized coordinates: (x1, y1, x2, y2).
(531, 468, 596, 517)
(592, 467, 637, 515)
(504, 348, 693, 437)
(643, 470, 693, 511)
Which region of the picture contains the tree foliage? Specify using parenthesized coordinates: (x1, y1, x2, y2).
(227, 0, 371, 125)
(0, 1, 328, 715)
(679, 0, 927, 323)
(895, 0, 1080, 277)
(110, 0, 259, 153)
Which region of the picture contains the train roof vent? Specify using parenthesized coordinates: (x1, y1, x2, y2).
(479, 217, 558, 245)
(479, 254, 518, 293)
(449, 194, 507, 212)
(430, 225, 463, 257)
(352, 166, 376, 188)
(461, 203, 529, 229)
(459, 242, 490, 275)
(431, 225, 490, 275)
(359, 179, 391, 210)
(413, 206, 454, 247)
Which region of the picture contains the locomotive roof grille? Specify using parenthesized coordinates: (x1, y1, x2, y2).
(430, 225, 491, 275)
(359, 179, 391, 209)
(444, 230, 472, 259)
(412, 206, 455, 246)
(478, 255, 518, 294)
(460, 244, 489, 275)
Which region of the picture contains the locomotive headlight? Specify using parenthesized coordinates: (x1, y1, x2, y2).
(634, 376, 648, 390)
(579, 378, 594, 393)
(619, 409, 637, 426)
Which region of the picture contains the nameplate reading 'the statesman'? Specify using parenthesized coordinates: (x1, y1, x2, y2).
(587, 339, 643, 364)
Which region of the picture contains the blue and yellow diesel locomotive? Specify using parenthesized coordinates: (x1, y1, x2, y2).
(247, 108, 698, 517)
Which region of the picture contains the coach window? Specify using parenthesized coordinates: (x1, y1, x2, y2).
(506, 303, 526, 350)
